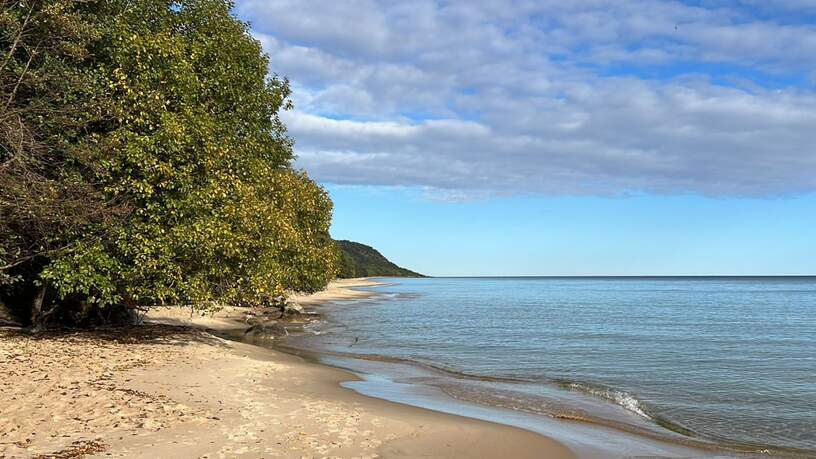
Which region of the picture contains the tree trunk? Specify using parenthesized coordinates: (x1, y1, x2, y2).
(30, 281, 47, 330)
(0, 299, 22, 326)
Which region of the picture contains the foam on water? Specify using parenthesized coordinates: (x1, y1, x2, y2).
(563, 382, 652, 419)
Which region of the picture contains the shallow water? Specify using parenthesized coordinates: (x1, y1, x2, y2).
(290, 277, 816, 456)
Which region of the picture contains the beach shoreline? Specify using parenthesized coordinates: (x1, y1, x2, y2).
(0, 278, 574, 459)
(285, 277, 816, 459)
(277, 278, 816, 459)
(273, 280, 742, 459)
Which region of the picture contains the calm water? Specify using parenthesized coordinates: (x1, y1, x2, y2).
(294, 277, 816, 456)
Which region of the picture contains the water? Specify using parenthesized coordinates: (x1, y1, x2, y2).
(288, 277, 816, 457)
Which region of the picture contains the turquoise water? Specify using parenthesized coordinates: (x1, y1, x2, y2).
(295, 277, 816, 456)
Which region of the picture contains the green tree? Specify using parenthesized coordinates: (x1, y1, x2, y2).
(0, 0, 130, 324)
(1, 0, 337, 327)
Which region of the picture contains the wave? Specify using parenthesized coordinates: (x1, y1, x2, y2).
(285, 327, 655, 420)
(558, 380, 652, 419)
(270, 335, 816, 458)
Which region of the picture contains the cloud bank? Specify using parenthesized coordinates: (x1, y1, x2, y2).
(236, 0, 816, 197)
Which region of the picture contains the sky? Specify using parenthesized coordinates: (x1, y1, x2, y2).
(234, 0, 816, 276)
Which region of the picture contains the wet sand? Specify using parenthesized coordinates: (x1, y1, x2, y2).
(0, 279, 574, 458)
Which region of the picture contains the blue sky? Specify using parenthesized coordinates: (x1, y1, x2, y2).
(328, 186, 816, 276)
(234, 1, 816, 275)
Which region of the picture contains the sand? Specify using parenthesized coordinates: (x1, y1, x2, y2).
(0, 279, 574, 459)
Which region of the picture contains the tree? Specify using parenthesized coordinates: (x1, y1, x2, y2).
(1, 0, 337, 328)
(1, 0, 130, 325)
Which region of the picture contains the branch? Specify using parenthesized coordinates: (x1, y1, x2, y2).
(0, 240, 79, 271)
(4, 42, 39, 110)
(0, 2, 34, 74)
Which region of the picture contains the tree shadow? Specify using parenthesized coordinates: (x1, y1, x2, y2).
(0, 323, 230, 349)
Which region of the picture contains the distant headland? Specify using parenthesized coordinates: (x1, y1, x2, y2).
(335, 240, 425, 278)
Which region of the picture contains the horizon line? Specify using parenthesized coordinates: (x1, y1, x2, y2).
(393, 275, 816, 279)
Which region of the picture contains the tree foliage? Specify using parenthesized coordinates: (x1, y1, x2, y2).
(335, 240, 424, 279)
(1, 0, 126, 284)
(0, 0, 337, 327)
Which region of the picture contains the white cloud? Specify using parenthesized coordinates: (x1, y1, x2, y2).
(237, 0, 816, 197)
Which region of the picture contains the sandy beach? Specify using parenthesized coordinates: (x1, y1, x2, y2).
(0, 279, 574, 459)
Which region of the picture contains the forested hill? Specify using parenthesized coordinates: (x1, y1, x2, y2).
(335, 241, 425, 279)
